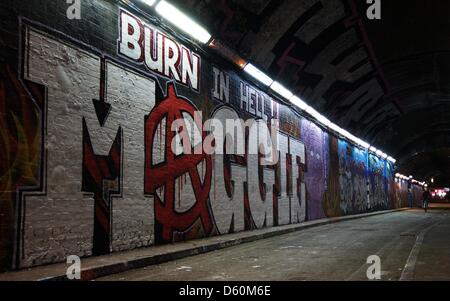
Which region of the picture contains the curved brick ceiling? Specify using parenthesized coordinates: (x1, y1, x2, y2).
(172, 0, 450, 186)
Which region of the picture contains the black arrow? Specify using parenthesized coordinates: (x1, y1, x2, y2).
(92, 98, 111, 127)
(92, 58, 111, 127)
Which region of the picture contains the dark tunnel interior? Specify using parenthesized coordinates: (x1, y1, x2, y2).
(171, 0, 450, 188)
(3, 0, 450, 283)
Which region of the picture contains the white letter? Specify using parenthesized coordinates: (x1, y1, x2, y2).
(247, 120, 274, 228)
(366, 255, 381, 280)
(66, 0, 81, 20)
(366, 0, 381, 20)
(208, 107, 245, 234)
(144, 26, 163, 73)
(212, 67, 221, 100)
(164, 37, 181, 81)
(119, 11, 143, 61)
(181, 47, 199, 90)
(276, 131, 290, 225)
(66, 255, 81, 280)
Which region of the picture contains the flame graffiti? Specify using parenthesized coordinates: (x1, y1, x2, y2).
(0, 65, 43, 271)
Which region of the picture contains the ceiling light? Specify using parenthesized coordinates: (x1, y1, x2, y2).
(328, 123, 342, 134)
(270, 81, 293, 100)
(243, 64, 273, 86)
(155, 1, 212, 44)
(354, 138, 370, 149)
(290, 95, 309, 111)
(140, 0, 156, 6)
(387, 156, 396, 163)
(305, 107, 331, 127)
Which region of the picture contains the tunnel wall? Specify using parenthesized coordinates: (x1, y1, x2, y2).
(0, 0, 423, 271)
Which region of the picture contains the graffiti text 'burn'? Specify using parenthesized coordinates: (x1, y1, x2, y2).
(118, 9, 201, 91)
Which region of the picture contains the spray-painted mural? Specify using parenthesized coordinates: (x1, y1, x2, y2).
(301, 118, 329, 220)
(0, 1, 423, 271)
(368, 154, 389, 210)
(338, 140, 369, 214)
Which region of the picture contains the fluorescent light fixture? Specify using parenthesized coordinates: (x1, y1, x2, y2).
(270, 81, 293, 100)
(340, 129, 350, 137)
(375, 150, 383, 157)
(338, 128, 351, 139)
(328, 123, 342, 134)
(342, 130, 362, 147)
(351, 135, 362, 146)
(316, 116, 331, 128)
(334, 126, 346, 136)
(155, 1, 212, 44)
(387, 156, 396, 163)
(243, 64, 273, 86)
(353, 137, 370, 149)
(381, 153, 388, 159)
(340, 129, 354, 141)
(359, 141, 370, 149)
(321, 122, 361, 147)
(369, 146, 377, 153)
(141, 0, 156, 6)
(346, 132, 359, 144)
(306, 107, 331, 127)
(290, 95, 309, 111)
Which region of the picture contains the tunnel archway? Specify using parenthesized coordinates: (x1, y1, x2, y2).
(172, 0, 450, 187)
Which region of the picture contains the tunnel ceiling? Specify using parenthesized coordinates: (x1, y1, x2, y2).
(172, 0, 450, 185)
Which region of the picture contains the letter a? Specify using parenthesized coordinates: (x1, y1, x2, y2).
(66, 255, 81, 280)
(366, 0, 381, 20)
(66, 0, 81, 20)
(366, 255, 381, 280)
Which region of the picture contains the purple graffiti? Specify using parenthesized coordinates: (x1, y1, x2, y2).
(301, 119, 329, 220)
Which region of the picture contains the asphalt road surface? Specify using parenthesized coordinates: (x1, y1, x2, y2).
(98, 206, 450, 281)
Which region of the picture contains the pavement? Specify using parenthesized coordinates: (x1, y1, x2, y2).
(1, 205, 449, 281)
(98, 205, 450, 281)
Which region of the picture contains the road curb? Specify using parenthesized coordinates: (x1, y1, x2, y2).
(0, 208, 409, 281)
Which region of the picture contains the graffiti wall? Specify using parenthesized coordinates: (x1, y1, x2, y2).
(301, 118, 329, 220)
(394, 179, 423, 209)
(0, 0, 422, 271)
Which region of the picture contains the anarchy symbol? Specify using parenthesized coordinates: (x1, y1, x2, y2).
(145, 84, 213, 242)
